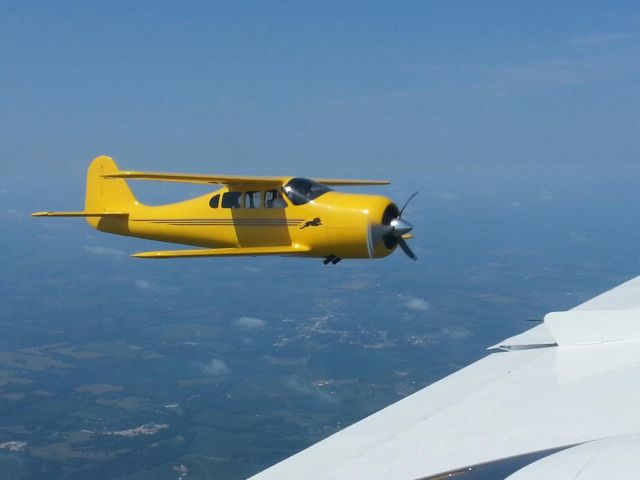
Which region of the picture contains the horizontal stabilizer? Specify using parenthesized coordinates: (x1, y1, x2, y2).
(133, 244, 310, 259)
(32, 211, 128, 217)
(104, 171, 389, 186)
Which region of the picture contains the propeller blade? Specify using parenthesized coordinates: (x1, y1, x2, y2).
(397, 237, 418, 261)
(399, 191, 418, 218)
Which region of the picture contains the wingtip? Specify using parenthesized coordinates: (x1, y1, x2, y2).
(132, 251, 167, 259)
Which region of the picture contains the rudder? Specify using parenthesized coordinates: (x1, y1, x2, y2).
(85, 156, 138, 227)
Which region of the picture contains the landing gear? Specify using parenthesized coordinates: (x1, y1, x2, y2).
(323, 255, 342, 265)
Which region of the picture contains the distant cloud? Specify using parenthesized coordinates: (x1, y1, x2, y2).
(134, 279, 153, 290)
(441, 325, 473, 339)
(486, 261, 506, 268)
(572, 32, 636, 47)
(134, 278, 179, 294)
(84, 246, 126, 259)
(234, 316, 267, 330)
(404, 297, 430, 312)
(201, 359, 230, 376)
(287, 377, 338, 404)
(569, 231, 588, 244)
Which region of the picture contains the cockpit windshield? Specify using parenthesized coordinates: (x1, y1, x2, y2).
(282, 178, 332, 205)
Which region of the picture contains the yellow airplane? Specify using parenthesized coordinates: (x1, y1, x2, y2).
(33, 156, 417, 264)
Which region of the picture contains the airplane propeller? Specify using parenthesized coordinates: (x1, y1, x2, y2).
(386, 191, 418, 260)
(370, 192, 418, 261)
(398, 191, 418, 217)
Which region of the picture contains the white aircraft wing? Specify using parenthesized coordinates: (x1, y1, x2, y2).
(249, 275, 640, 479)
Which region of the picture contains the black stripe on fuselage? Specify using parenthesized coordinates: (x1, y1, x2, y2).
(134, 219, 304, 222)
(133, 219, 305, 226)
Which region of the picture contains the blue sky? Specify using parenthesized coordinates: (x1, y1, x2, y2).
(0, 5, 639, 478)
(0, 0, 638, 305)
(1, 1, 639, 190)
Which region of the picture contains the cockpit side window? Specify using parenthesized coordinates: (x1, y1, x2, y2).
(209, 194, 220, 208)
(244, 191, 261, 208)
(222, 191, 242, 208)
(264, 189, 287, 208)
(283, 178, 332, 206)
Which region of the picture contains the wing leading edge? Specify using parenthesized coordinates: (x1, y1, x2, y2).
(104, 171, 389, 186)
(132, 244, 310, 259)
(248, 275, 640, 480)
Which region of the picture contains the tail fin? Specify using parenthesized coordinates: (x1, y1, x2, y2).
(84, 156, 138, 228)
(85, 156, 138, 211)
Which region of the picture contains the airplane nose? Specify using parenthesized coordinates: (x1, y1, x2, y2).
(389, 218, 413, 236)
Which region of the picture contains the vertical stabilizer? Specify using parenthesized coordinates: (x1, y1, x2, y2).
(84, 156, 138, 228)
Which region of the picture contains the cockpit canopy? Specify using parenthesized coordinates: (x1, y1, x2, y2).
(283, 178, 332, 205)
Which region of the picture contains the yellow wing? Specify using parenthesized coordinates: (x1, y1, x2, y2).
(132, 244, 310, 259)
(104, 171, 389, 186)
(313, 178, 390, 186)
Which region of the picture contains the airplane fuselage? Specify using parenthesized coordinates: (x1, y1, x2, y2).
(90, 188, 398, 259)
